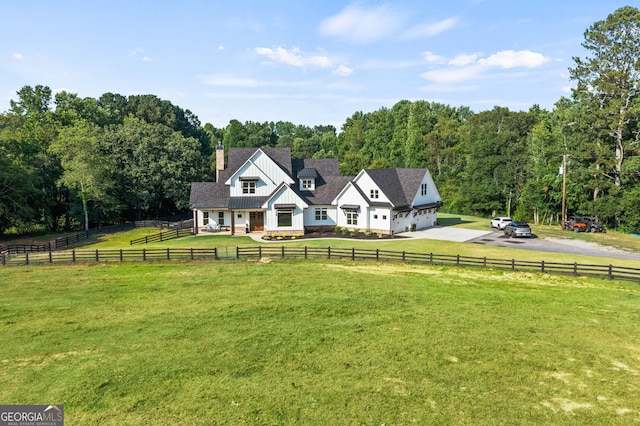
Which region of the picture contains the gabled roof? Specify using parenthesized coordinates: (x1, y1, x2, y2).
(364, 168, 427, 208)
(300, 175, 353, 205)
(218, 147, 293, 182)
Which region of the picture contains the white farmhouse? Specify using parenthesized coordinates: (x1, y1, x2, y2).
(189, 145, 441, 236)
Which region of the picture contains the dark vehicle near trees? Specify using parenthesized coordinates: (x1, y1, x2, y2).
(504, 222, 532, 238)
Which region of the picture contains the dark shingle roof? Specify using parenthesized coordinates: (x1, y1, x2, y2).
(292, 158, 340, 179)
(189, 182, 229, 209)
(300, 176, 353, 205)
(364, 168, 427, 208)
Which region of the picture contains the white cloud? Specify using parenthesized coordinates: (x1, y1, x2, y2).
(478, 50, 550, 68)
(142, 56, 152, 62)
(129, 48, 143, 57)
(448, 54, 478, 66)
(422, 51, 445, 64)
(421, 65, 484, 84)
(12, 52, 23, 60)
(404, 17, 459, 38)
(318, 4, 405, 43)
(254, 46, 332, 69)
(218, 45, 225, 51)
(333, 64, 353, 77)
(421, 50, 551, 84)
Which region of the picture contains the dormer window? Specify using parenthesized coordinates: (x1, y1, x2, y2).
(421, 183, 427, 196)
(301, 178, 315, 191)
(297, 168, 317, 191)
(370, 189, 379, 199)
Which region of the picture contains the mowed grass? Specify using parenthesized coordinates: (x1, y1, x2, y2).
(1, 260, 639, 424)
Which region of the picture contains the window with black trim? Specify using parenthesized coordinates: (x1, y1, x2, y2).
(218, 211, 225, 225)
(370, 189, 379, 199)
(421, 183, 427, 195)
(346, 211, 358, 225)
(242, 181, 256, 194)
(278, 210, 293, 227)
(203, 211, 209, 225)
(315, 208, 327, 221)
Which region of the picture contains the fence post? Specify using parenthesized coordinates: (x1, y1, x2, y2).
(72, 249, 76, 263)
(25, 252, 29, 266)
(430, 253, 433, 264)
(541, 260, 545, 273)
(236, 246, 240, 259)
(120, 249, 123, 262)
(573, 262, 578, 276)
(190, 248, 194, 260)
(281, 246, 285, 258)
(483, 257, 487, 268)
(143, 248, 146, 261)
(214, 247, 218, 260)
(95, 249, 99, 262)
(258, 246, 262, 259)
(511, 259, 515, 271)
(456, 254, 460, 266)
(49, 251, 53, 263)
(402, 251, 405, 262)
(1, 254, 5, 266)
(304, 246, 308, 259)
(167, 248, 170, 260)
(328, 247, 331, 259)
(608, 264, 613, 280)
(376, 248, 379, 261)
(352, 247, 355, 261)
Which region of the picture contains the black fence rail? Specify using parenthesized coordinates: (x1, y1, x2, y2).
(0, 242, 52, 255)
(130, 229, 194, 245)
(2, 245, 639, 282)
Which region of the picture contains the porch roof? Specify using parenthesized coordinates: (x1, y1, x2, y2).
(228, 196, 268, 210)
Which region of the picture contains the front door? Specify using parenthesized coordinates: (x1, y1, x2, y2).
(250, 211, 264, 232)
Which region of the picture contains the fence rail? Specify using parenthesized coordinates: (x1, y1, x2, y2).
(1, 245, 639, 282)
(130, 229, 194, 245)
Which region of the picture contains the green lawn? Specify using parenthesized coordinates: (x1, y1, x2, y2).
(1, 260, 639, 424)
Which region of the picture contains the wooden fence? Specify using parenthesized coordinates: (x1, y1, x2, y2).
(1, 245, 639, 282)
(130, 229, 194, 245)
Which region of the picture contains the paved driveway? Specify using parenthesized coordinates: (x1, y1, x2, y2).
(404, 226, 640, 261)
(404, 227, 492, 242)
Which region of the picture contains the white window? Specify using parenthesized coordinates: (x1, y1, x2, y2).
(218, 211, 225, 226)
(302, 179, 314, 190)
(370, 189, 379, 199)
(421, 183, 427, 196)
(242, 181, 256, 194)
(315, 208, 327, 221)
(346, 211, 358, 225)
(203, 211, 209, 225)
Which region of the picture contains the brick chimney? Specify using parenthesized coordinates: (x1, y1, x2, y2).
(215, 143, 225, 182)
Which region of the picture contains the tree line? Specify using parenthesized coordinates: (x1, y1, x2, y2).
(1, 6, 639, 234)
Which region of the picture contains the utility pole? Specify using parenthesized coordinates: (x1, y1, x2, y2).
(561, 154, 567, 230)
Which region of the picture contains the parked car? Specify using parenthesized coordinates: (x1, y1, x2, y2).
(490, 217, 512, 230)
(504, 221, 532, 238)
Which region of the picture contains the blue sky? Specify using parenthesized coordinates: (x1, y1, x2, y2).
(0, 1, 633, 129)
